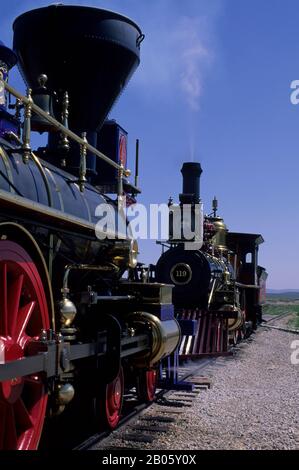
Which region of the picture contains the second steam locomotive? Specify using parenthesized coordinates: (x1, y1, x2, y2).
(156, 162, 267, 357)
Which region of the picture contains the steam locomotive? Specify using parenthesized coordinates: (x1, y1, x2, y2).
(0, 5, 180, 450)
(156, 163, 267, 357)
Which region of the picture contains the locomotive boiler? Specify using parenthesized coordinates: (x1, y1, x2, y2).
(0, 5, 180, 450)
(156, 162, 267, 357)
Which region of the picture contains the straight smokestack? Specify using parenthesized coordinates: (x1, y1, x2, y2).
(179, 162, 202, 204)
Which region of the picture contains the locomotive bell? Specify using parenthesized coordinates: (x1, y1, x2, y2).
(210, 216, 228, 251)
(31, 74, 56, 133)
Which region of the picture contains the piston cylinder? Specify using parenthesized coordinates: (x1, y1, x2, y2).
(127, 312, 181, 367)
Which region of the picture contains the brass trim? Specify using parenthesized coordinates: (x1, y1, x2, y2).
(3, 80, 123, 171)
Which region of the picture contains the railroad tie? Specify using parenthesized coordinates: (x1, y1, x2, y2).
(171, 392, 199, 398)
(169, 396, 194, 403)
(156, 397, 192, 408)
(130, 424, 169, 433)
(189, 376, 211, 388)
(141, 416, 176, 423)
(156, 408, 184, 414)
(122, 433, 154, 444)
(191, 384, 209, 391)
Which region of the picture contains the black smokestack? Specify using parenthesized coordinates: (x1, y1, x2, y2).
(179, 162, 202, 204)
(13, 5, 142, 133)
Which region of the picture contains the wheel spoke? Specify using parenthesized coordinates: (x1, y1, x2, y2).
(15, 301, 36, 344)
(0, 241, 49, 449)
(14, 398, 34, 431)
(0, 263, 8, 336)
(5, 405, 18, 449)
(8, 273, 24, 338)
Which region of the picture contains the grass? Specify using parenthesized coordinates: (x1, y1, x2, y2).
(263, 299, 299, 330)
(262, 304, 299, 316)
(263, 292, 299, 329)
(288, 313, 299, 329)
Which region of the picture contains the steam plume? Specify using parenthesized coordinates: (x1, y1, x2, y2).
(175, 17, 211, 112)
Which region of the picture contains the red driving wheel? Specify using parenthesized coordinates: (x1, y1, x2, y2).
(97, 366, 124, 430)
(136, 369, 157, 403)
(0, 241, 49, 450)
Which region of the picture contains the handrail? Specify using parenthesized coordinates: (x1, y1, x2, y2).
(2, 80, 128, 176)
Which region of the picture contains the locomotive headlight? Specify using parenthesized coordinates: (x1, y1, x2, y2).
(129, 239, 138, 268)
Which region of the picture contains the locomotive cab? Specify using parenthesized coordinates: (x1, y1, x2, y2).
(226, 232, 267, 328)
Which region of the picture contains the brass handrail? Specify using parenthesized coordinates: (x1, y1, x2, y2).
(1, 79, 129, 195)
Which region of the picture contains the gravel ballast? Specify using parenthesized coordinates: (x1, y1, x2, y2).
(93, 328, 299, 450)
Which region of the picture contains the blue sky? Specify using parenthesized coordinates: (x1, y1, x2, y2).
(1, 0, 299, 289)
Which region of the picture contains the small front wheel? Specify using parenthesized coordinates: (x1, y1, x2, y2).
(136, 369, 157, 403)
(96, 366, 124, 430)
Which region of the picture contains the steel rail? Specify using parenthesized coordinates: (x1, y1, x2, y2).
(74, 357, 214, 450)
(260, 324, 299, 335)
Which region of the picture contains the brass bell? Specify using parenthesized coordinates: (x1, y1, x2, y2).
(31, 74, 57, 133)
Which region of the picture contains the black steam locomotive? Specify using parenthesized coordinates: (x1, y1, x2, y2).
(156, 163, 267, 358)
(0, 5, 180, 450)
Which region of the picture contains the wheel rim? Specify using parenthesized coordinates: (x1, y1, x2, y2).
(105, 367, 124, 429)
(137, 369, 157, 403)
(0, 241, 49, 450)
(145, 369, 157, 402)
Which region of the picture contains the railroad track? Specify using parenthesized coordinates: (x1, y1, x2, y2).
(261, 323, 299, 335)
(42, 324, 293, 450)
(74, 357, 216, 450)
(263, 312, 293, 323)
(262, 312, 299, 335)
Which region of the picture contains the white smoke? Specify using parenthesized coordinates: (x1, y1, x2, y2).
(133, 11, 214, 114)
(174, 17, 211, 112)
